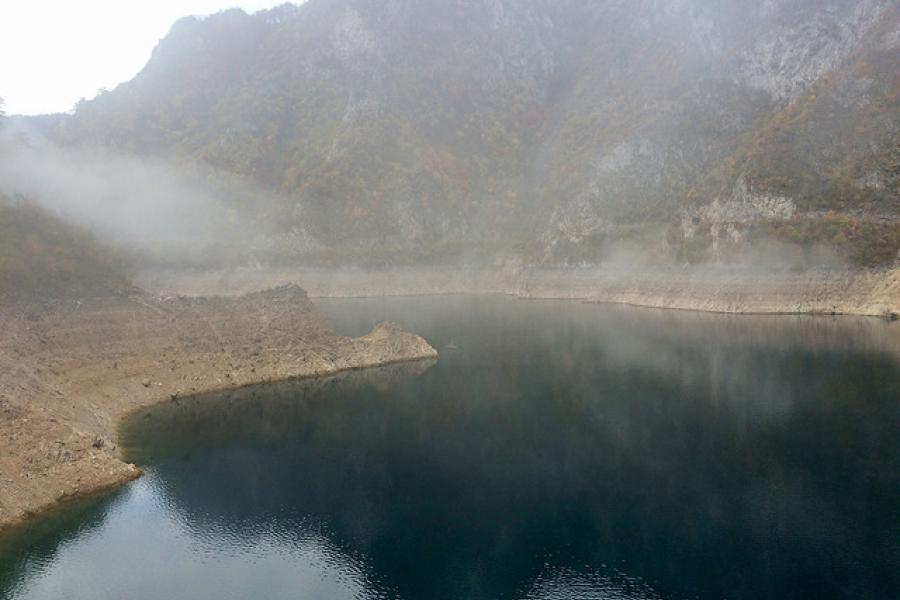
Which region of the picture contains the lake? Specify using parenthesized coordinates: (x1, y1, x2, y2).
(1, 297, 898, 600)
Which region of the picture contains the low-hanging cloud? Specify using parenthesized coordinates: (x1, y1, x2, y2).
(0, 131, 288, 267)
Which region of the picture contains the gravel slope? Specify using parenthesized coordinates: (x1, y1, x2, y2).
(0, 285, 437, 532)
(138, 267, 900, 318)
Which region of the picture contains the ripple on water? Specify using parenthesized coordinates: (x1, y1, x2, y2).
(2, 297, 898, 600)
(522, 565, 667, 600)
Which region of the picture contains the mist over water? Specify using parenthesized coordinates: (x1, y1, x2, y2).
(1, 298, 897, 600)
(0, 2, 897, 600)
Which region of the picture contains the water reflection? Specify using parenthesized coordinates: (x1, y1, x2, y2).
(6, 478, 392, 600)
(1, 297, 898, 600)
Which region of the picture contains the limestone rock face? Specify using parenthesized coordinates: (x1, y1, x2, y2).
(45, 0, 899, 264)
(738, 0, 889, 101)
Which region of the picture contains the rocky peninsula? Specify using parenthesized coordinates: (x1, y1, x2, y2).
(0, 285, 437, 533)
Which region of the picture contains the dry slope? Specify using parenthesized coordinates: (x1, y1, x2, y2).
(0, 284, 437, 532)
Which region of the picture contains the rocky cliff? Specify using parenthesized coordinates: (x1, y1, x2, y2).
(44, 0, 900, 266)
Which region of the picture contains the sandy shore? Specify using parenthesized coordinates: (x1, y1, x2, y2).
(0, 285, 437, 533)
(138, 266, 900, 319)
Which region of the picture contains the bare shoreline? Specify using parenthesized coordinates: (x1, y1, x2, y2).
(0, 285, 438, 535)
(3, 267, 898, 536)
(137, 266, 900, 319)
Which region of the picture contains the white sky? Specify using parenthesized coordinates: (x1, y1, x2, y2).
(0, 1, 289, 115)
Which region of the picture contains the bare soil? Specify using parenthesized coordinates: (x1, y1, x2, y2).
(138, 266, 900, 318)
(0, 285, 437, 533)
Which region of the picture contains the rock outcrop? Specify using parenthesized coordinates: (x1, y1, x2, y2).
(40, 0, 898, 266)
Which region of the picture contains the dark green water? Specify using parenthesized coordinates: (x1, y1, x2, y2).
(1, 297, 899, 600)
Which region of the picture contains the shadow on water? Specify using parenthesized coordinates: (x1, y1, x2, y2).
(1, 297, 899, 600)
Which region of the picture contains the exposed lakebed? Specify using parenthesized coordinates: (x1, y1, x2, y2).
(1, 297, 898, 600)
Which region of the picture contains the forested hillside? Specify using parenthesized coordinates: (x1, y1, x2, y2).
(48, 0, 900, 266)
(0, 195, 130, 300)
(1, 104, 127, 298)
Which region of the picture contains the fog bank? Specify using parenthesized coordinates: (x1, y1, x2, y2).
(0, 133, 282, 266)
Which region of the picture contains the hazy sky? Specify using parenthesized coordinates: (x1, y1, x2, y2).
(1, 1, 289, 115)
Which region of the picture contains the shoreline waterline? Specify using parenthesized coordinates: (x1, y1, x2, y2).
(136, 266, 900, 319)
(0, 287, 438, 535)
(4, 295, 897, 600)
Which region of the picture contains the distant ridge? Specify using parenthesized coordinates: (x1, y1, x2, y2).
(44, 0, 899, 266)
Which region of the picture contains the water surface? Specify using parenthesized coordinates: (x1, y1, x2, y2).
(1, 297, 898, 600)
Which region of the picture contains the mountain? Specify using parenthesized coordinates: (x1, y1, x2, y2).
(50, 0, 900, 266)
